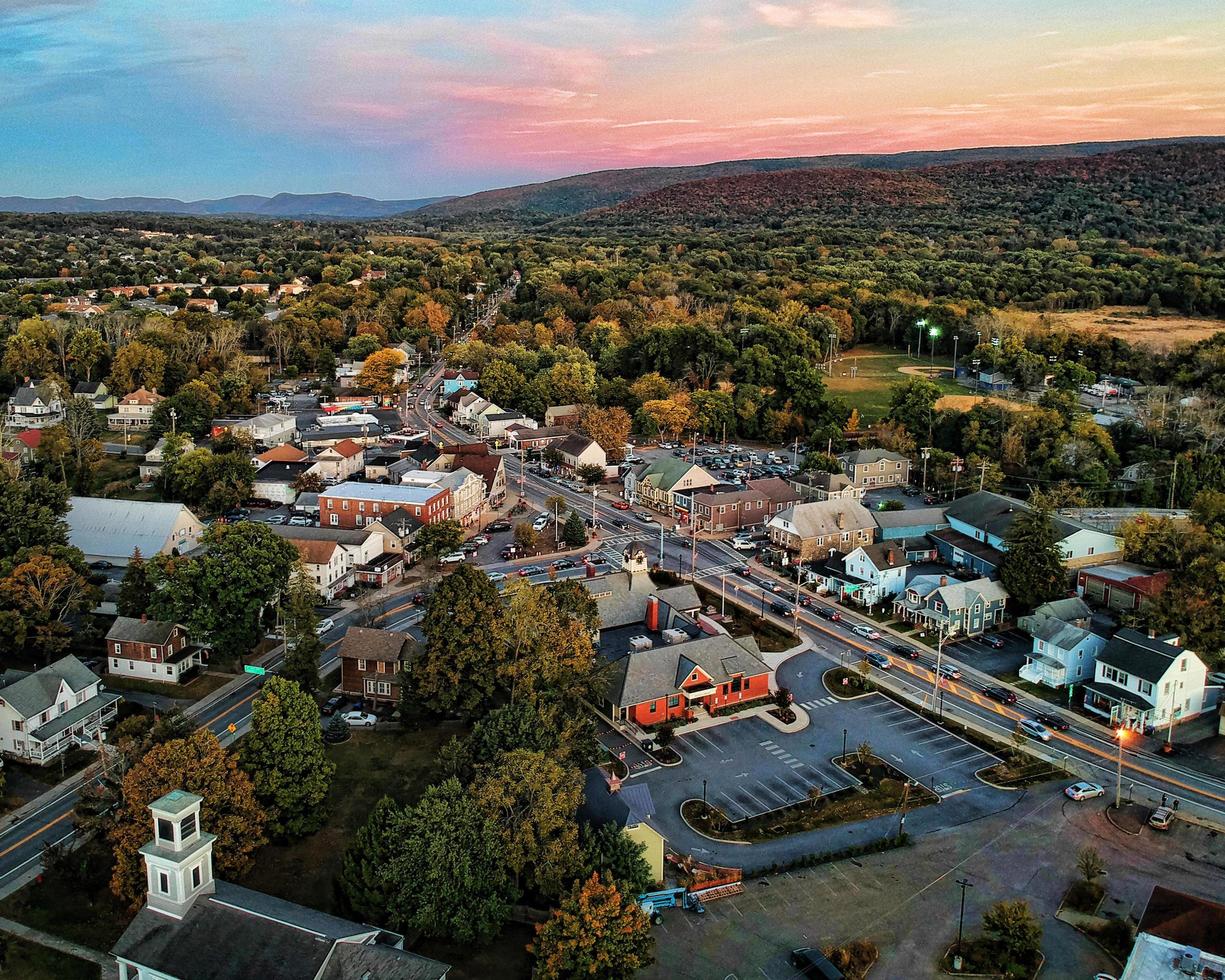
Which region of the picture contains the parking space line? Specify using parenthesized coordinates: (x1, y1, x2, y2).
(829, 863, 861, 892)
(756, 780, 792, 806)
(930, 742, 974, 755)
(683, 738, 707, 757)
(692, 731, 723, 753)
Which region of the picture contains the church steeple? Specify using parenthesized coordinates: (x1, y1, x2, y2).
(138, 789, 216, 919)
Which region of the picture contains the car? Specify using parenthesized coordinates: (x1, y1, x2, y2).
(789, 947, 844, 979)
(439, 551, 466, 564)
(611, 499, 631, 510)
(937, 663, 961, 681)
(1016, 719, 1052, 742)
(815, 606, 841, 621)
(982, 685, 1018, 704)
(635, 512, 656, 524)
(551, 558, 575, 570)
(411, 592, 428, 605)
(473, 534, 490, 545)
(890, 643, 921, 659)
(1035, 713, 1070, 732)
(519, 565, 545, 576)
(902, 486, 921, 497)
(288, 515, 312, 527)
(89, 559, 115, 570)
(266, 514, 287, 525)
(1064, 781, 1105, 802)
(485, 520, 512, 532)
(863, 652, 891, 670)
(982, 634, 1007, 649)
(486, 571, 506, 584)
(321, 695, 345, 716)
(342, 711, 377, 728)
(735, 565, 752, 578)
(730, 536, 756, 551)
(315, 618, 335, 636)
(1148, 806, 1175, 831)
(532, 516, 550, 532)
(770, 600, 795, 617)
(851, 624, 882, 640)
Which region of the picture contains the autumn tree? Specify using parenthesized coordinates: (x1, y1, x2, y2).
(640, 396, 694, 441)
(530, 874, 654, 980)
(0, 548, 98, 660)
(354, 347, 407, 399)
(66, 326, 108, 382)
(241, 676, 334, 840)
(108, 340, 167, 394)
(109, 730, 267, 909)
(981, 899, 1043, 969)
(578, 405, 632, 462)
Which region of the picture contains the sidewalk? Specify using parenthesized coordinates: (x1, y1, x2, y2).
(0, 914, 117, 978)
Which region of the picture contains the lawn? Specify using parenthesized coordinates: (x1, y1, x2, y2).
(692, 582, 800, 652)
(0, 937, 100, 980)
(102, 670, 236, 702)
(241, 724, 463, 916)
(824, 345, 962, 420)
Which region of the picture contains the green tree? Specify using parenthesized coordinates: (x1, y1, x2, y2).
(117, 548, 153, 617)
(981, 899, 1043, 968)
(530, 873, 654, 980)
(280, 571, 322, 694)
(575, 463, 605, 485)
(577, 822, 654, 894)
(337, 795, 401, 923)
(414, 519, 465, 561)
(562, 510, 586, 548)
(0, 473, 70, 558)
(440, 698, 598, 783)
(998, 503, 1067, 610)
(415, 563, 504, 716)
(380, 777, 517, 943)
(66, 326, 108, 381)
(241, 676, 334, 840)
(148, 522, 298, 665)
(547, 579, 600, 634)
(514, 522, 538, 551)
(886, 377, 942, 441)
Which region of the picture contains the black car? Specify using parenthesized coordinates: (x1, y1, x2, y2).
(552, 559, 575, 570)
(485, 520, 512, 532)
(789, 947, 844, 979)
(902, 486, 921, 497)
(890, 643, 920, 660)
(770, 600, 795, 617)
(982, 634, 1007, 649)
(1034, 713, 1070, 732)
(735, 565, 752, 578)
(815, 606, 842, 621)
(983, 685, 1018, 705)
(321, 695, 345, 716)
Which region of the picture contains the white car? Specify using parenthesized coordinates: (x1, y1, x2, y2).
(851, 624, 882, 640)
(315, 618, 335, 636)
(1017, 719, 1052, 742)
(342, 711, 377, 728)
(473, 534, 490, 545)
(288, 515, 312, 527)
(486, 571, 506, 584)
(532, 516, 550, 532)
(730, 537, 756, 552)
(439, 551, 467, 564)
(1064, 781, 1105, 802)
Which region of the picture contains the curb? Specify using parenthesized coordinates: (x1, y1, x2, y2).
(677, 799, 752, 846)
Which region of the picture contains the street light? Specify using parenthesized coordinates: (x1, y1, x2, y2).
(955, 878, 974, 964)
(1114, 728, 1129, 809)
(842, 728, 848, 762)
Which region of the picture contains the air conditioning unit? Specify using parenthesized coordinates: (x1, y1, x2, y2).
(661, 628, 688, 645)
(628, 635, 653, 652)
(1179, 949, 1202, 976)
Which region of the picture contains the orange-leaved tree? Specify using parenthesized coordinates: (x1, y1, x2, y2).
(529, 873, 654, 980)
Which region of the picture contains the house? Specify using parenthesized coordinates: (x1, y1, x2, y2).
(1083, 629, 1209, 732)
(251, 460, 312, 506)
(271, 525, 396, 590)
(0, 655, 121, 764)
(624, 458, 719, 516)
(767, 499, 876, 562)
(6, 379, 64, 428)
(839, 448, 910, 488)
(231, 412, 297, 447)
(319, 481, 451, 530)
(139, 436, 195, 481)
(111, 790, 450, 980)
(397, 468, 484, 526)
(274, 279, 310, 301)
(106, 616, 205, 684)
(433, 443, 507, 508)
(841, 543, 911, 605)
(67, 497, 203, 566)
(788, 470, 864, 502)
(438, 369, 479, 400)
(1077, 562, 1171, 614)
(452, 394, 493, 428)
(110, 387, 165, 429)
(584, 546, 702, 630)
(477, 410, 534, 441)
(872, 506, 948, 544)
(1018, 598, 1106, 689)
(893, 574, 1009, 637)
(932, 490, 1123, 576)
(184, 297, 219, 314)
(340, 627, 416, 707)
(74, 380, 116, 410)
(363, 510, 423, 562)
(287, 538, 351, 599)
(506, 425, 572, 452)
(311, 439, 365, 484)
(686, 478, 800, 532)
(556, 433, 607, 476)
(298, 424, 383, 450)
(545, 404, 583, 427)
(254, 442, 308, 467)
(578, 768, 664, 887)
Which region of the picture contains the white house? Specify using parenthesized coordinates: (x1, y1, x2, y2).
(0, 656, 121, 764)
(6, 379, 64, 429)
(231, 412, 297, 447)
(557, 433, 608, 475)
(270, 525, 386, 598)
(1018, 597, 1107, 689)
(310, 438, 365, 484)
(140, 436, 195, 481)
(286, 538, 352, 600)
(1083, 629, 1209, 733)
(841, 542, 910, 605)
(67, 497, 203, 566)
(251, 461, 313, 506)
(110, 387, 164, 430)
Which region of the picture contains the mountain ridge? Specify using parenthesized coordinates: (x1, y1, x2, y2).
(0, 191, 449, 219)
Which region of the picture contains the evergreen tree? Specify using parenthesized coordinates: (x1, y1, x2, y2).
(240, 676, 335, 841)
(415, 564, 504, 717)
(999, 503, 1068, 610)
(337, 795, 401, 923)
(576, 822, 654, 895)
(562, 510, 586, 548)
(281, 570, 322, 694)
(117, 548, 152, 618)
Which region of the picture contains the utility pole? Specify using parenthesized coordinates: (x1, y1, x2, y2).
(689, 514, 700, 579)
(955, 878, 973, 962)
(978, 461, 989, 492)
(792, 561, 802, 636)
(658, 522, 665, 567)
(721, 573, 727, 617)
(1114, 729, 1128, 809)
(920, 448, 932, 492)
(898, 779, 911, 837)
(1168, 454, 1178, 510)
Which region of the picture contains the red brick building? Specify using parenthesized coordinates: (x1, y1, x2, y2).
(105, 615, 205, 684)
(338, 627, 417, 707)
(318, 481, 451, 530)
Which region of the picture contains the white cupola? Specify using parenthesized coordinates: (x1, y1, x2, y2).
(138, 789, 216, 919)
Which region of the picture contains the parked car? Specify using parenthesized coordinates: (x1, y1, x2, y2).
(342, 711, 377, 728)
(635, 512, 656, 524)
(315, 618, 335, 636)
(851, 624, 882, 640)
(485, 520, 512, 532)
(735, 565, 753, 578)
(289, 515, 312, 527)
(473, 534, 490, 545)
(439, 551, 466, 564)
(1064, 781, 1105, 802)
(1016, 719, 1052, 742)
(551, 558, 575, 570)
(1035, 713, 1070, 732)
(890, 643, 920, 659)
(89, 559, 115, 570)
(519, 565, 545, 576)
(982, 634, 1007, 649)
(789, 947, 844, 979)
(321, 695, 345, 716)
(612, 500, 631, 510)
(983, 685, 1018, 705)
(730, 536, 756, 551)
(532, 515, 550, 532)
(864, 652, 891, 670)
(1149, 806, 1175, 831)
(815, 606, 841, 621)
(266, 514, 287, 525)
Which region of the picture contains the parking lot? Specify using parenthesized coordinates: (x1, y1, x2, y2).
(947, 628, 1030, 679)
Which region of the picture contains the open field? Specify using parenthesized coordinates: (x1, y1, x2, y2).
(825, 346, 961, 420)
(1008, 306, 1225, 351)
(934, 394, 1035, 413)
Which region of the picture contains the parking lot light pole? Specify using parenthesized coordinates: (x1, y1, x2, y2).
(955, 878, 973, 960)
(842, 728, 847, 762)
(702, 779, 707, 804)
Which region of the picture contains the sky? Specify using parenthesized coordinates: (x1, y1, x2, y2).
(2, 0, 1223, 200)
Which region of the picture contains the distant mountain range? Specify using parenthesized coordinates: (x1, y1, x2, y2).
(415, 136, 1225, 222)
(0, 192, 449, 219)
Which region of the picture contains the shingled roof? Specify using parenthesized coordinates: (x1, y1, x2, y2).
(106, 616, 179, 646)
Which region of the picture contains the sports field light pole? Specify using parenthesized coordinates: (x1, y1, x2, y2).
(915, 318, 927, 360)
(928, 324, 941, 377)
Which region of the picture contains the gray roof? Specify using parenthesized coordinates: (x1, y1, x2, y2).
(268, 525, 374, 546)
(578, 767, 657, 830)
(770, 499, 876, 539)
(608, 632, 771, 708)
(320, 942, 450, 980)
(905, 574, 1008, 611)
(106, 616, 179, 645)
(944, 490, 1098, 543)
(872, 506, 947, 529)
(790, 470, 853, 492)
(322, 482, 443, 505)
(841, 448, 908, 466)
(11, 384, 52, 407)
(854, 542, 910, 570)
(253, 461, 313, 485)
(1097, 629, 1189, 683)
(1031, 597, 1092, 624)
(66, 496, 199, 562)
(1032, 618, 1093, 651)
(0, 655, 100, 719)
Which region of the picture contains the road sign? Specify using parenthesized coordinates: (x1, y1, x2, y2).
(227, 723, 237, 733)
(243, 665, 266, 676)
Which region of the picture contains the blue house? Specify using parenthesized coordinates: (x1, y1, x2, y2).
(439, 369, 479, 400)
(893, 574, 1009, 637)
(1018, 598, 1107, 689)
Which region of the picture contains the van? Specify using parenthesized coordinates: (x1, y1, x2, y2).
(315, 618, 336, 637)
(730, 535, 756, 552)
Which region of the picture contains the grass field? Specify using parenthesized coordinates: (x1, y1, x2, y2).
(1008, 306, 1225, 351)
(101, 670, 236, 702)
(0, 937, 99, 980)
(825, 346, 962, 420)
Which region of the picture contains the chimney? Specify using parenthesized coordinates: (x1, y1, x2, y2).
(939, 575, 948, 587)
(646, 596, 660, 631)
(140, 613, 148, 623)
(886, 549, 895, 564)
(836, 511, 846, 529)
(1148, 628, 1157, 639)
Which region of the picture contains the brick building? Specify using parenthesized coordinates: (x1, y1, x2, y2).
(106, 615, 205, 684)
(318, 481, 451, 530)
(338, 627, 417, 707)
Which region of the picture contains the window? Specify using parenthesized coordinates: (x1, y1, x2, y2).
(731, 676, 744, 692)
(365, 679, 375, 694)
(358, 502, 365, 512)
(113, 642, 121, 654)
(1139, 680, 1153, 696)
(10, 720, 20, 732)
(157, 818, 174, 843)
(1180, 659, 1187, 672)
(191, 865, 202, 889)
(329, 514, 339, 527)
(667, 695, 680, 707)
(112, 658, 119, 668)
(357, 659, 367, 671)
(180, 813, 197, 839)
(377, 682, 391, 696)
(342, 500, 349, 510)
(158, 872, 170, 895)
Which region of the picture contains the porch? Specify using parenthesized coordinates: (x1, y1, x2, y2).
(1083, 680, 1154, 731)
(1019, 654, 1068, 689)
(22, 692, 122, 765)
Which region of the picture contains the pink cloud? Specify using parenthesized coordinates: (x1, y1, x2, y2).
(754, 1, 900, 30)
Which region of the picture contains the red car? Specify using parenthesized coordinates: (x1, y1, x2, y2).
(611, 500, 631, 510)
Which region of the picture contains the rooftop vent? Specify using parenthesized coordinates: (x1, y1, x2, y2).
(628, 635, 653, 652)
(662, 628, 688, 645)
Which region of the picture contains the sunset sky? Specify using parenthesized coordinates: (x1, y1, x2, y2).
(3, 0, 1223, 199)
